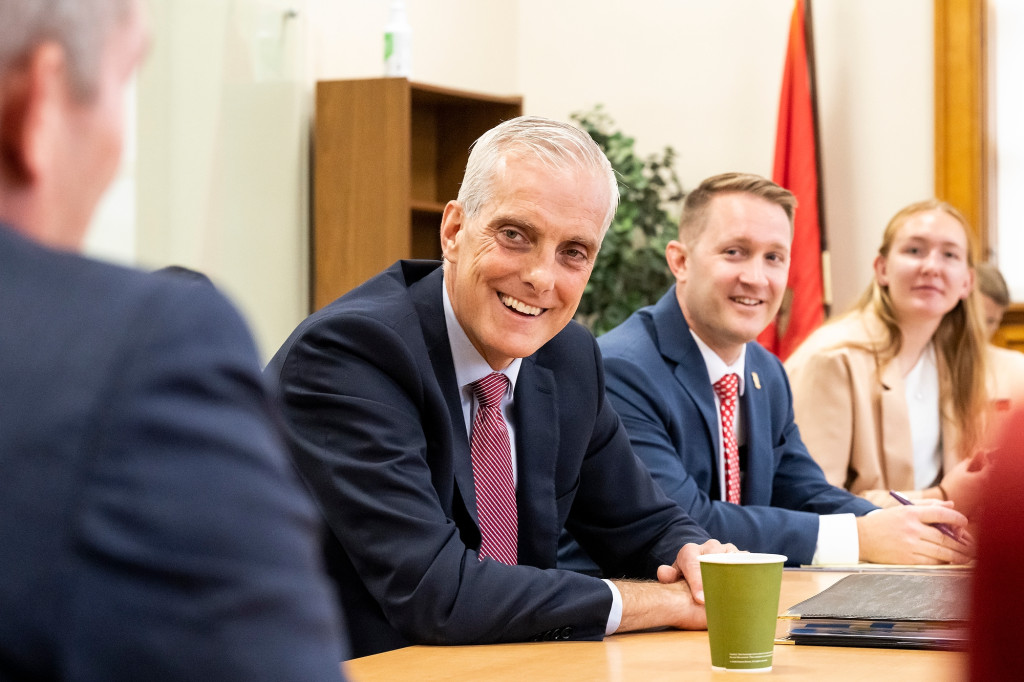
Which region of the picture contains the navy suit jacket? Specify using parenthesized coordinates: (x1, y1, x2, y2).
(0, 225, 346, 680)
(596, 287, 876, 566)
(265, 261, 710, 657)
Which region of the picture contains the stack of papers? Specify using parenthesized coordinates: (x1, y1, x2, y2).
(778, 573, 970, 650)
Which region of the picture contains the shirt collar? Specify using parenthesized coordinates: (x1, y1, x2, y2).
(689, 330, 746, 396)
(442, 276, 522, 393)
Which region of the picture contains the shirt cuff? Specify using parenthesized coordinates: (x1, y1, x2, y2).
(810, 513, 859, 565)
(602, 579, 622, 635)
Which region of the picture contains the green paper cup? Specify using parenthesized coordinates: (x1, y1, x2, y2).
(699, 552, 787, 672)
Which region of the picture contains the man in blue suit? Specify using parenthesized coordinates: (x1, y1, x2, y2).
(0, 1, 348, 678)
(267, 117, 734, 658)
(588, 172, 972, 568)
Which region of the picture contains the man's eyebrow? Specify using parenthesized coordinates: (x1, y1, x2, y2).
(566, 234, 600, 253)
(488, 215, 599, 253)
(719, 235, 791, 253)
(489, 215, 537, 233)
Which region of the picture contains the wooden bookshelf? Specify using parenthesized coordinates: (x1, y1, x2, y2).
(312, 78, 522, 310)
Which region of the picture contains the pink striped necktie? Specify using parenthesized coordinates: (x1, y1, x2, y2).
(469, 372, 517, 565)
(712, 373, 741, 504)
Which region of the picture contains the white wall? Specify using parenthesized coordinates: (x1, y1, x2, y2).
(814, 0, 934, 310)
(86, 0, 935, 358)
(138, 0, 310, 359)
(309, 0, 519, 94)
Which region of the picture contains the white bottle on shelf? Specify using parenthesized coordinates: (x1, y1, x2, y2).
(384, 0, 412, 78)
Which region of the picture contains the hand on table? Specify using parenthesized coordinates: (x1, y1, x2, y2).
(612, 539, 738, 633)
(857, 504, 974, 565)
(656, 539, 740, 604)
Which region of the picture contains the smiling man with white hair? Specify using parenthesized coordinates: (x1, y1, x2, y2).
(267, 115, 735, 658)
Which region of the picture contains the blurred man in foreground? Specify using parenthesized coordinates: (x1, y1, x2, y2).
(0, 1, 347, 678)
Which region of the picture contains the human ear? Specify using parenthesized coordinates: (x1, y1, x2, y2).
(872, 254, 889, 287)
(961, 267, 975, 300)
(665, 239, 690, 284)
(0, 43, 67, 186)
(439, 200, 465, 263)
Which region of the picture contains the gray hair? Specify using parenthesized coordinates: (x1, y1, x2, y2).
(457, 115, 619, 234)
(0, 0, 134, 101)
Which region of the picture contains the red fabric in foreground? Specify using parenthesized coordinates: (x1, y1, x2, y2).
(969, 406, 1024, 681)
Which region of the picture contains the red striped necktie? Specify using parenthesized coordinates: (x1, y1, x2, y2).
(469, 372, 517, 565)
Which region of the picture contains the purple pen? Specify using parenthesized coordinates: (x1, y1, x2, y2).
(888, 490, 966, 545)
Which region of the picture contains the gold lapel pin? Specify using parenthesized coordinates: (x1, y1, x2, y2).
(752, 372, 761, 390)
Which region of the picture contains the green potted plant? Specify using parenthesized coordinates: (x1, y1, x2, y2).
(572, 106, 685, 336)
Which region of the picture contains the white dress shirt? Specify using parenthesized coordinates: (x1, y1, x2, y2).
(904, 343, 943, 490)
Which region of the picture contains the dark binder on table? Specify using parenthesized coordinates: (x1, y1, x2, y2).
(777, 572, 970, 650)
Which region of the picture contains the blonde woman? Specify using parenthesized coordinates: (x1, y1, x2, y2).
(785, 200, 988, 517)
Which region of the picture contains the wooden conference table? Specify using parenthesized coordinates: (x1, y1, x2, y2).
(344, 569, 965, 681)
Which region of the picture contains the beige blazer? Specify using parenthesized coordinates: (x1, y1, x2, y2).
(784, 310, 961, 507)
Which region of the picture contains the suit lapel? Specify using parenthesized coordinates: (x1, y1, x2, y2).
(409, 267, 479, 527)
(878, 359, 915, 488)
(854, 311, 916, 489)
(739, 355, 771, 505)
(650, 290, 723, 496)
(511, 357, 558, 565)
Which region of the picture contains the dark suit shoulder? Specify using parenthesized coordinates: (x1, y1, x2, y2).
(2, 224, 160, 315)
(1, 224, 252, 346)
(310, 259, 439, 320)
(1, 231, 263, 428)
(597, 306, 657, 360)
(535, 319, 600, 363)
(266, 261, 441, 388)
(598, 287, 680, 367)
(745, 339, 784, 367)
